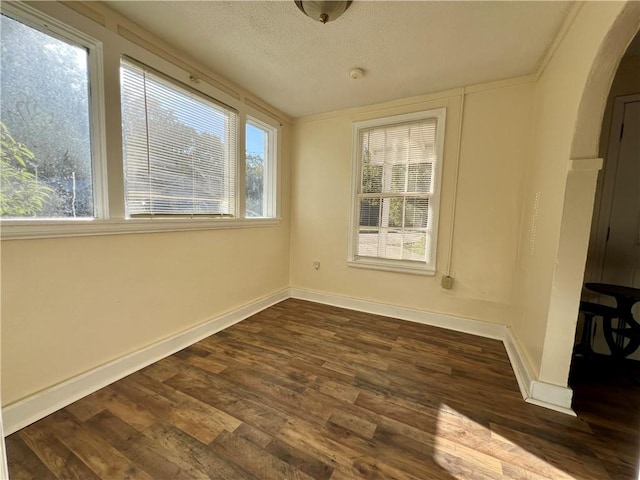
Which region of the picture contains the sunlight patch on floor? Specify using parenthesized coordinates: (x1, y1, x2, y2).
(433, 404, 579, 480)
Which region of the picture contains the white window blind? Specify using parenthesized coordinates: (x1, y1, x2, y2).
(351, 109, 445, 273)
(120, 58, 237, 217)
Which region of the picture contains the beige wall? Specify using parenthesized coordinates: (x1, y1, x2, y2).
(1, 222, 291, 405)
(290, 80, 534, 325)
(0, 2, 292, 406)
(511, 1, 634, 383)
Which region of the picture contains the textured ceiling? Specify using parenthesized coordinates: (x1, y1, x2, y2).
(104, 1, 573, 118)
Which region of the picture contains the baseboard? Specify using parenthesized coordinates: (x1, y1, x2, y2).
(2, 288, 289, 436)
(290, 288, 507, 340)
(527, 381, 575, 416)
(502, 327, 535, 400)
(502, 326, 576, 416)
(292, 288, 576, 416)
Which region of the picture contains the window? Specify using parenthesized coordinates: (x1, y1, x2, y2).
(121, 58, 237, 217)
(246, 118, 276, 218)
(0, 11, 98, 219)
(349, 109, 446, 274)
(0, 3, 279, 239)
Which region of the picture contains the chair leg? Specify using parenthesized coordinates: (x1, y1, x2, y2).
(575, 313, 595, 357)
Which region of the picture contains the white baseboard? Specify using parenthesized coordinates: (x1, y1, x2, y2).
(292, 288, 576, 416)
(2, 288, 289, 436)
(3, 286, 577, 436)
(290, 288, 507, 340)
(527, 381, 575, 416)
(502, 326, 576, 416)
(502, 327, 535, 400)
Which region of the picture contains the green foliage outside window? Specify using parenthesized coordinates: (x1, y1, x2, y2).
(246, 153, 264, 216)
(0, 122, 52, 216)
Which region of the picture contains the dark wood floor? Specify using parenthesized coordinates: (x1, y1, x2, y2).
(6, 299, 640, 479)
(569, 353, 640, 480)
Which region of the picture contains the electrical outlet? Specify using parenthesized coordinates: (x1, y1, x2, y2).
(313, 260, 321, 270)
(441, 275, 454, 289)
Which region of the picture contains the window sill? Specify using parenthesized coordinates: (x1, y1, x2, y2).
(347, 258, 436, 276)
(0, 217, 281, 241)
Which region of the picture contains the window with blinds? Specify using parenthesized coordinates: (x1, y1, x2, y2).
(350, 108, 446, 274)
(120, 58, 237, 217)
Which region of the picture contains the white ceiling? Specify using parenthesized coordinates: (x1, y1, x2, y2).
(104, 1, 573, 118)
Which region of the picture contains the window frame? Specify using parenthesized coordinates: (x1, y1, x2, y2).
(0, 2, 108, 221)
(245, 116, 277, 219)
(0, 2, 281, 241)
(347, 108, 446, 276)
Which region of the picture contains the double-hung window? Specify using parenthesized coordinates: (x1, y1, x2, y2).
(349, 108, 446, 275)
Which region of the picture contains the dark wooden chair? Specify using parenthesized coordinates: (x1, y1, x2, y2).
(575, 301, 619, 357)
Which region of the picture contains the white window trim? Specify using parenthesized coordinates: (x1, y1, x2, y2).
(246, 115, 278, 218)
(0, 2, 281, 241)
(0, 217, 280, 241)
(347, 108, 446, 276)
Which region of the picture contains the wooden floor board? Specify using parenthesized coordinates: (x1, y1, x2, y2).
(7, 298, 640, 479)
(18, 421, 102, 480)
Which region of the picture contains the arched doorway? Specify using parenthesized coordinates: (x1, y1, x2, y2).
(541, 3, 640, 395)
(515, 1, 640, 413)
(581, 36, 640, 358)
(558, 2, 640, 380)
(567, 29, 640, 480)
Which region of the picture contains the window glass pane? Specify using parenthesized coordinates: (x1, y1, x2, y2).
(405, 197, 429, 229)
(407, 163, 432, 193)
(361, 162, 382, 194)
(409, 123, 436, 162)
(359, 228, 428, 262)
(388, 197, 403, 228)
(380, 228, 402, 259)
(359, 198, 380, 227)
(1, 14, 93, 218)
(121, 59, 236, 216)
(357, 228, 379, 257)
(384, 126, 409, 164)
(246, 121, 267, 217)
(401, 231, 427, 261)
(390, 165, 406, 193)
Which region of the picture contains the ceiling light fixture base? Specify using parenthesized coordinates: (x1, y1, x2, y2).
(294, 1, 353, 24)
(350, 68, 364, 80)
